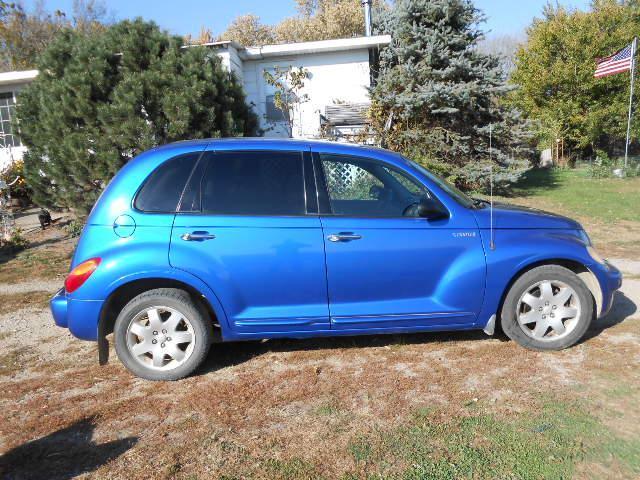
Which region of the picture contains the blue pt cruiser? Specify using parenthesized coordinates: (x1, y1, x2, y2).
(50, 139, 622, 380)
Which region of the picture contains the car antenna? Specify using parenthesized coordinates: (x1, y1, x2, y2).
(489, 123, 495, 251)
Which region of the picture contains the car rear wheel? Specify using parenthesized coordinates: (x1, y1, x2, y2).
(500, 265, 594, 350)
(114, 288, 212, 380)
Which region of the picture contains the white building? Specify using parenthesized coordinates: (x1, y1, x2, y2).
(0, 69, 37, 172)
(0, 35, 390, 171)
(211, 35, 390, 138)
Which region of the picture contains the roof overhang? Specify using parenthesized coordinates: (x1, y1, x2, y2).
(182, 40, 244, 51)
(0, 69, 38, 86)
(240, 35, 391, 60)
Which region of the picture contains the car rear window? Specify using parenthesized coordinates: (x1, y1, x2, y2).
(134, 152, 200, 212)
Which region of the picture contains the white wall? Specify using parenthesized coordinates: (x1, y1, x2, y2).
(241, 48, 372, 138)
(216, 45, 244, 83)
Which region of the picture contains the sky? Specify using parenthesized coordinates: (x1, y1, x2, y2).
(23, 0, 593, 38)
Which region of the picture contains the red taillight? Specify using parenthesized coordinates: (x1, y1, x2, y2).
(65, 258, 101, 293)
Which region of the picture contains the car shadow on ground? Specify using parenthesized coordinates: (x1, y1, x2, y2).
(198, 291, 637, 376)
(0, 417, 137, 480)
(582, 291, 637, 342)
(198, 327, 497, 377)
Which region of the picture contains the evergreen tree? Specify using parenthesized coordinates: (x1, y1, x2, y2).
(371, 0, 531, 191)
(16, 19, 258, 214)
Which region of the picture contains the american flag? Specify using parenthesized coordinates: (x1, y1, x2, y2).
(594, 43, 634, 78)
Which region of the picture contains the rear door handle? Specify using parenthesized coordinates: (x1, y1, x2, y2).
(327, 233, 362, 242)
(181, 231, 216, 241)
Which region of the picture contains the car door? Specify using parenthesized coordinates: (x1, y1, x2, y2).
(314, 149, 486, 331)
(169, 146, 330, 335)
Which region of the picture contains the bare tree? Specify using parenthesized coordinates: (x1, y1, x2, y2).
(478, 33, 525, 77)
(0, 0, 111, 72)
(263, 66, 310, 137)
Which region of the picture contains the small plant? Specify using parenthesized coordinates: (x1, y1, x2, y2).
(1, 227, 28, 253)
(623, 162, 640, 178)
(64, 219, 84, 238)
(0, 159, 29, 202)
(588, 150, 613, 179)
(263, 66, 310, 138)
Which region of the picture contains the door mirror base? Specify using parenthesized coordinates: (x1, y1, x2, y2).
(417, 198, 449, 220)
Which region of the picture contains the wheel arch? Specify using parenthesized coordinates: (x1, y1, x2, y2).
(97, 277, 222, 365)
(495, 258, 601, 328)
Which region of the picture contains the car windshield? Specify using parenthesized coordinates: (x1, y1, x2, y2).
(403, 157, 476, 209)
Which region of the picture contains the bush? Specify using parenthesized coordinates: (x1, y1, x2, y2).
(0, 159, 29, 202)
(411, 153, 527, 194)
(587, 150, 614, 178)
(1, 227, 28, 253)
(64, 219, 84, 238)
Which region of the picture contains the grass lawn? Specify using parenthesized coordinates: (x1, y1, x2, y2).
(486, 167, 640, 258)
(498, 168, 640, 224)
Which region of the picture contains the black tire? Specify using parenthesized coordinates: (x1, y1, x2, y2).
(500, 265, 594, 351)
(114, 288, 212, 381)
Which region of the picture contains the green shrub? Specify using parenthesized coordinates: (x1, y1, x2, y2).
(0, 160, 29, 201)
(588, 150, 613, 178)
(64, 219, 84, 238)
(1, 228, 28, 253)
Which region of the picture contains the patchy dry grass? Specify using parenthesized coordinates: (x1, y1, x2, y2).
(0, 291, 51, 315)
(0, 225, 75, 283)
(2, 323, 639, 479)
(0, 200, 638, 479)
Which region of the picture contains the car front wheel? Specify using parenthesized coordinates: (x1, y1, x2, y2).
(501, 265, 594, 350)
(114, 288, 212, 380)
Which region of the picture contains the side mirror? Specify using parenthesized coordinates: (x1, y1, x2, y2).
(417, 198, 448, 220)
(369, 184, 384, 200)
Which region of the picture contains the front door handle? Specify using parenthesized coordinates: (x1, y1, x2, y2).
(181, 231, 216, 241)
(327, 233, 362, 242)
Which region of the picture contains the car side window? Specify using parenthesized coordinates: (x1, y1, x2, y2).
(197, 150, 306, 216)
(134, 152, 200, 212)
(320, 153, 431, 217)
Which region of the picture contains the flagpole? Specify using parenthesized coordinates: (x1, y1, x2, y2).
(624, 36, 637, 170)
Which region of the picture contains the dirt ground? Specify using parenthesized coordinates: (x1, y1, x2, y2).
(0, 219, 639, 479)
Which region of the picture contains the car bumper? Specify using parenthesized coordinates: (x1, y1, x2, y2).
(598, 261, 623, 317)
(50, 288, 102, 340)
(50, 288, 68, 327)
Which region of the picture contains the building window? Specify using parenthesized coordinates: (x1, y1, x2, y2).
(265, 95, 288, 123)
(0, 92, 20, 148)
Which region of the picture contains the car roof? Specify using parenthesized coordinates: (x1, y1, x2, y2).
(152, 137, 397, 157)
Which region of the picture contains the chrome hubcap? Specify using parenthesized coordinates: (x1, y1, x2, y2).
(126, 306, 195, 371)
(516, 280, 581, 341)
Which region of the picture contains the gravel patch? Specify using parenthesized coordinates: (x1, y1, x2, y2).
(0, 307, 81, 363)
(0, 280, 62, 295)
(609, 258, 640, 276)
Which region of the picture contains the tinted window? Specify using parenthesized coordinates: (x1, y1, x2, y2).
(320, 154, 431, 217)
(134, 152, 200, 212)
(199, 150, 306, 215)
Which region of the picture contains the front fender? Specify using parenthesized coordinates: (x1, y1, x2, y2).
(476, 228, 600, 328)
